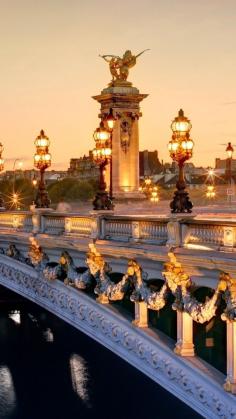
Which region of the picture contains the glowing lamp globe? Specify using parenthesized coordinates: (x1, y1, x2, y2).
(171, 109, 192, 136)
(35, 130, 50, 148)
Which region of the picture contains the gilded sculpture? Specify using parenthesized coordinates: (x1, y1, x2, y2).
(28, 236, 49, 269)
(219, 272, 236, 321)
(99, 49, 149, 84)
(128, 259, 168, 311)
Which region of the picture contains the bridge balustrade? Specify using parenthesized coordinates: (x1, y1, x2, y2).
(0, 210, 235, 252)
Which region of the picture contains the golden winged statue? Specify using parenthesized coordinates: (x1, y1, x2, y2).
(99, 49, 149, 84)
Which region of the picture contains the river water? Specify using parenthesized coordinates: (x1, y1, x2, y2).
(0, 291, 201, 419)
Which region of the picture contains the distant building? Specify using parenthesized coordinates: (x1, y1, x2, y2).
(215, 158, 236, 171)
(2, 169, 67, 183)
(68, 152, 99, 180)
(139, 150, 163, 176)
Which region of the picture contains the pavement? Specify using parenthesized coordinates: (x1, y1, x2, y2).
(59, 200, 236, 220)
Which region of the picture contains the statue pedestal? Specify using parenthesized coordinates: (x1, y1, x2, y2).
(93, 84, 148, 200)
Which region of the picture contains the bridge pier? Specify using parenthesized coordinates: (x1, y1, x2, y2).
(224, 320, 236, 394)
(174, 311, 195, 357)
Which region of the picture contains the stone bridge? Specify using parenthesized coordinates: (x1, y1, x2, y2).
(0, 209, 236, 418)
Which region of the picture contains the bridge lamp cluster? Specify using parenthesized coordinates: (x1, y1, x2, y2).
(92, 119, 114, 210)
(139, 177, 159, 203)
(34, 130, 51, 171)
(33, 130, 52, 208)
(168, 109, 194, 213)
(206, 185, 216, 199)
(206, 168, 216, 199)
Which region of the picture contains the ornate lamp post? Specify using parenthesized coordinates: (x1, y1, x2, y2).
(92, 121, 113, 210)
(206, 168, 216, 200)
(34, 130, 51, 208)
(226, 142, 234, 204)
(0, 143, 5, 208)
(168, 109, 194, 213)
(103, 108, 116, 203)
(139, 177, 159, 203)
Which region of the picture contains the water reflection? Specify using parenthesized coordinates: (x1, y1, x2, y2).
(8, 311, 21, 325)
(70, 354, 90, 406)
(0, 298, 201, 419)
(0, 365, 16, 418)
(43, 327, 54, 343)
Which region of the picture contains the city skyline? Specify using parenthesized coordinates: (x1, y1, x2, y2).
(1, 0, 236, 170)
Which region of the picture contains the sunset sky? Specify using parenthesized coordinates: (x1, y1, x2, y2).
(1, 0, 236, 170)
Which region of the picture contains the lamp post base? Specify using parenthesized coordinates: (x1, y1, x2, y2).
(35, 186, 51, 209)
(170, 189, 193, 213)
(93, 191, 114, 211)
(0, 194, 5, 210)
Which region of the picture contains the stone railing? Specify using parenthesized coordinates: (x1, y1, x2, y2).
(64, 216, 92, 237)
(181, 219, 235, 250)
(100, 216, 168, 244)
(0, 211, 33, 232)
(0, 210, 235, 250)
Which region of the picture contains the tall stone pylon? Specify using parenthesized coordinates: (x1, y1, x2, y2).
(93, 50, 148, 199)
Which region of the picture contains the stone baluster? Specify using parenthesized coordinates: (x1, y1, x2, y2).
(89, 213, 101, 240)
(174, 310, 195, 357)
(166, 217, 182, 247)
(132, 301, 148, 328)
(32, 212, 42, 234)
(131, 221, 140, 242)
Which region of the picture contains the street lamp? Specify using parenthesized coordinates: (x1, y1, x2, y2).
(34, 129, 51, 208)
(206, 167, 216, 200)
(103, 108, 116, 205)
(32, 174, 37, 205)
(139, 177, 159, 203)
(0, 143, 5, 209)
(226, 142, 234, 204)
(92, 121, 113, 210)
(206, 185, 216, 199)
(168, 109, 194, 213)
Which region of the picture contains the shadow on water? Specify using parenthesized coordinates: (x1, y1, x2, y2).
(0, 288, 202, 419)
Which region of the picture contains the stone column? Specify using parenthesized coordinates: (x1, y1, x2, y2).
(224, 321, 236, 394)
(174, 310, 195, 357)
(93, 84, 148, 199)
(132, 301, 148, 328)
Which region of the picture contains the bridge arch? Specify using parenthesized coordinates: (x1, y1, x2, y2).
(0, 254, 234, 419)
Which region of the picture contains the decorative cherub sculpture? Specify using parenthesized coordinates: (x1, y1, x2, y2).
(128, 259, 168, 311)
(219, 272, 236, 321)
(6, 243, 28, 264)
(162, 252, 224, 323)
(162, 251, 192, 310)
(85, 243, 130, 303)
(28, 236, 49, 269)
(85, 243, 114, 303)
(100, 49, 149, 84)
